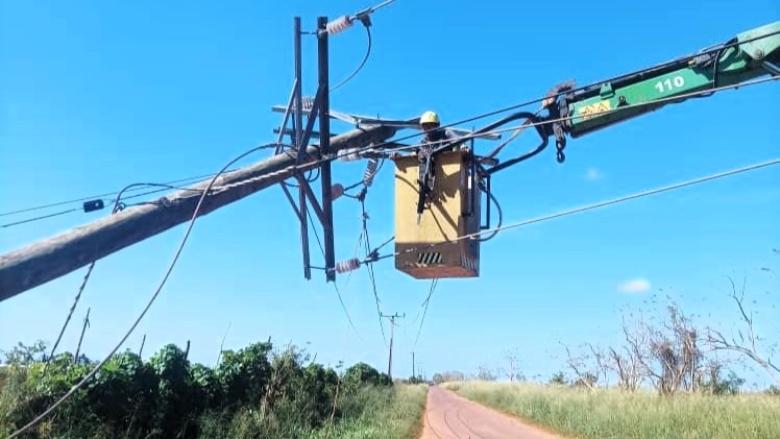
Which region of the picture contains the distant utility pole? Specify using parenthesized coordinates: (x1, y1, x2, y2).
(73, 307, 90, 363)
(381, 312, 405, 379)
(412, 351, 415, 379)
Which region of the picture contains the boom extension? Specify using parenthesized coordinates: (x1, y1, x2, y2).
(477, 21, 780, 175)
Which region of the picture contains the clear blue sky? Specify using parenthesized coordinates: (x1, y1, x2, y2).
(1, 1, 778, 385)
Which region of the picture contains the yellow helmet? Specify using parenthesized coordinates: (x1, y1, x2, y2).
(419, 111, 440, 125)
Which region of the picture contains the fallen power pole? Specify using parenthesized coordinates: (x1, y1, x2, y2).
(0, 125, 396, 302)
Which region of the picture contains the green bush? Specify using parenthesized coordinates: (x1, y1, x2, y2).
(0, 340, 399, 438)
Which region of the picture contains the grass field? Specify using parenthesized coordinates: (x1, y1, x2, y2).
(446, 381, 780, 439)
(310, 384, 428, 439)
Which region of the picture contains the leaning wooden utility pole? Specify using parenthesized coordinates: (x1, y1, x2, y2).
(0, 125, 396, 302)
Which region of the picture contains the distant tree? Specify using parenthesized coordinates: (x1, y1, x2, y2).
(707, 277, 780, 386)
(476, 366, 497, 381)
(549, 371, 567, 385)
(561, 343, 598, 390)
(702, 367, 744, 395)
(504, 349, 524, 382)
(2, 340, 47, 365)
(342, 362, 390, 388)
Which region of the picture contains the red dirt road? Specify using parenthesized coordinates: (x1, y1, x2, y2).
(420, 386, 561, 439)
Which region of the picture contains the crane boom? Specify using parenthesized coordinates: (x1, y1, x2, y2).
(563, 22, 780, 137)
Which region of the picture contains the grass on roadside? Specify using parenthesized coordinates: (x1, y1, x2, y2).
(310, 384, 428, 439)
(446, 381, 780, 439)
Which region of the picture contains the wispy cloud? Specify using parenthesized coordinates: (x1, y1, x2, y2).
(617, 278, 651, 294)
(585, 167, 603, 181)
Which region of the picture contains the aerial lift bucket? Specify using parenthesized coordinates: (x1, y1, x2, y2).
(393, 149, 481, 279)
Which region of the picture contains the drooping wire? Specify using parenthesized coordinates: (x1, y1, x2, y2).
(414, 279, 439, 347)
(43, 183, 174, 366)
(359, 195, 388, 345)
(8, 142, 283, 439)
(44, 262, 95, 366)
(305, 202, 363, 338)
(330, 25, 372, 92)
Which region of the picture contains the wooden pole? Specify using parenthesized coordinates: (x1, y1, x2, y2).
(0, 126, 395, 301)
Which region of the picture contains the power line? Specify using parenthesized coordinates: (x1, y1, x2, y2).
(414, 279, 438, 347)
(0, 171, 230, 218)
(358, 193, 388, 345)
(5, 30, 777, 224)
(8, 143, 281, 439)
(1, 208, 78, 228)
(330, 24, 372, 92)
(387, 157, 780, 261)
(366, 75, 780, 160)
(305, 202, 363, 338)
(333, 40, 780, 160)
(5, 27, 779, 224)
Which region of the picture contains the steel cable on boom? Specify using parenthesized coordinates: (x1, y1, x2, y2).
(8, 142, 284, 439)
(328, 30, 780, 161)
(340, 75, 780, 163)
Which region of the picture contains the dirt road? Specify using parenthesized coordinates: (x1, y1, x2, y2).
(420, 386, 561, 439)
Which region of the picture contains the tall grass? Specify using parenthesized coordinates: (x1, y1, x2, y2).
(447, 381, 780, 439)
(309, 384, 428, 439)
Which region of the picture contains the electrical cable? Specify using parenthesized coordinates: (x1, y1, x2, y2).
(359, 196, 388, 345)
(356, 75, 780, 163)
(414, 278, 438, 347)
(305, 202, 363, 338)
(5, 27, 779, 223)
(43, 182, 170, 367)
(44, 262, 95, 367)
(6, 30, 778, 223)
(327, 32, 780, 161)
(382, 157, 780, 261)
(8, 143, 281, 439)
(1, 208, 78, 229)
(475, 183, 503, 242)
(0, 171, 234, 218)
(330, 25, 372, 92)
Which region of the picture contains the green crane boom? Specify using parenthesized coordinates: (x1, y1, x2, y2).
(564, 21, 780, 137)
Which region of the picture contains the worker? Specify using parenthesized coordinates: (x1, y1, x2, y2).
(415, 111, 461, 221)
(419, 111, 458, 146)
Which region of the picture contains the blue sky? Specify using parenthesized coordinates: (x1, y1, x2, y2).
(1, 1, 778, 385)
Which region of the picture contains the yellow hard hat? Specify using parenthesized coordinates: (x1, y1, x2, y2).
(419, 111, 440, 125)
